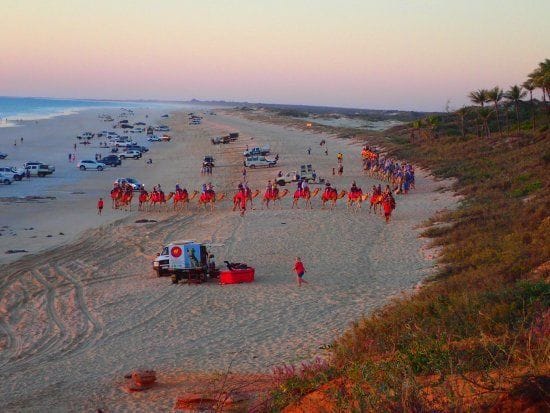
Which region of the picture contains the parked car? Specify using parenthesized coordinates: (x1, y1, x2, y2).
(114, 177, 142, 190)
(0, 172, 13, 185)
(0, 152, 8, 159)
(99, 155, 122, 167)
(126, 145, 149, 153)
(109, 140, 135, 148)
(276, 165, 317, 185)
(78, 160, 106, 171)
(119, 149, 142, 159)
(244, 155, 277, 168)
(0, 166, 24, 181)
(243, 145, 270, 157)
(24, 162, 55, 177)
(229, 132, 239, 141)
(147, 135, 161, 142)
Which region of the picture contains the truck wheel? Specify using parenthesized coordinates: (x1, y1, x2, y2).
(79, 166, 85, 171)
(250, 165, 256, 169)
(38, 172, 46, 177)
(3, 179, 11, 185)
(97, 166, 103, 171)
(14, 175, 22, 181)
(120, 155, 125, 160)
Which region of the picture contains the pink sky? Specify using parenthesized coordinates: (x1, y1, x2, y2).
(1, 0, 549, 111)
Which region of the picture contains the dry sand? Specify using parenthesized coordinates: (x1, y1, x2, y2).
(0, 109, 458, 411)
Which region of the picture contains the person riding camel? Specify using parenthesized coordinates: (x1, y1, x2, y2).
(265, 180, 273, 199)
(301, 179, 310, 197)
(271, 182, 279, 198)
(324, 182, 333, 198)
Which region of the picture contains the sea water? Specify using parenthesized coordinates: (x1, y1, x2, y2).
(0, 96, 160, 127)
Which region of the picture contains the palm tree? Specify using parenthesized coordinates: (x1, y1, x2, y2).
(410, 119, 423, 143)
(505, 85, 527, 134)
(522, 80, 536, 132)
(468, 89, 489, 107)
(477, 108, 493, 138)
(454, 107, 468, 138)
(486, 87, 503, 135)
(426, 115, 441, 139)
(528, 59, 550, 115)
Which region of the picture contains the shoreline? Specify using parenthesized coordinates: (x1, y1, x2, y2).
(0, 108, 458, 411)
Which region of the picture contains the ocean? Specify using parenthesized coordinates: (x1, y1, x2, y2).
(0, 96, 175, 126)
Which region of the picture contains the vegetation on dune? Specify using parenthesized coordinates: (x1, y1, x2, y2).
(268, 60, 549, 411)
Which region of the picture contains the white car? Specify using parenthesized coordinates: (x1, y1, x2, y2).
(244, 155, 277, 168)
(114, 177, 142, 190)
(147, 135, 161, 142)
(109, 140, 135, 147)
(0, 167, 24, 181)
(0, 172, 13, 185)
(119, 149, 142, 159)
(78, 160, 106, 171)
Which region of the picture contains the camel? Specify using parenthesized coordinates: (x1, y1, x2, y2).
(198, 191, 225, 212)
(148, 191, 168, 212)
(248, 189, 260, 207)
(321, 189, 346, 210)
(369, 193, 384, 214)
(116, 190, 133, 211)
(261, 188, 289, 209)
(291, 187, 319, 209)
(233, 189, 261, 210)
(110, 187, 120, 208)
(347, 188, 364, 211)
(138, 190, 148, 211)
(169, 190, 198, 211)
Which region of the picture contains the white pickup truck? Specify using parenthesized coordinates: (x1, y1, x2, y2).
(24, 162, 55, 177)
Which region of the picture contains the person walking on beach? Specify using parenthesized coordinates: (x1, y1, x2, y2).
(293, 257, 308, 286)
(25, 169, 30, 180)
(234, 184, 247, 216)
(97, 197, 104, 215)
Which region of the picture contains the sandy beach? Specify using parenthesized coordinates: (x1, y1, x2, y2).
(0, 108, 458, 411)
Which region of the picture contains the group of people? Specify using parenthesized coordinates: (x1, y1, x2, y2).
(201, 165, 213, 175)
(362, 146, 415, 194)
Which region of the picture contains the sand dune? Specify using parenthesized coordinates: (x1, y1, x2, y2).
(0, 110, 457, 411)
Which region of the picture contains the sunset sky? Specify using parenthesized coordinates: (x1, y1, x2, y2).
(2, 0, 549, 111)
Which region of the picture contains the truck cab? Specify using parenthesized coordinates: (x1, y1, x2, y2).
(152, 240, 212, 283)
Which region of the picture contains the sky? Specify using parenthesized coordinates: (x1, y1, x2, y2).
(1, 0, 549, 111)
